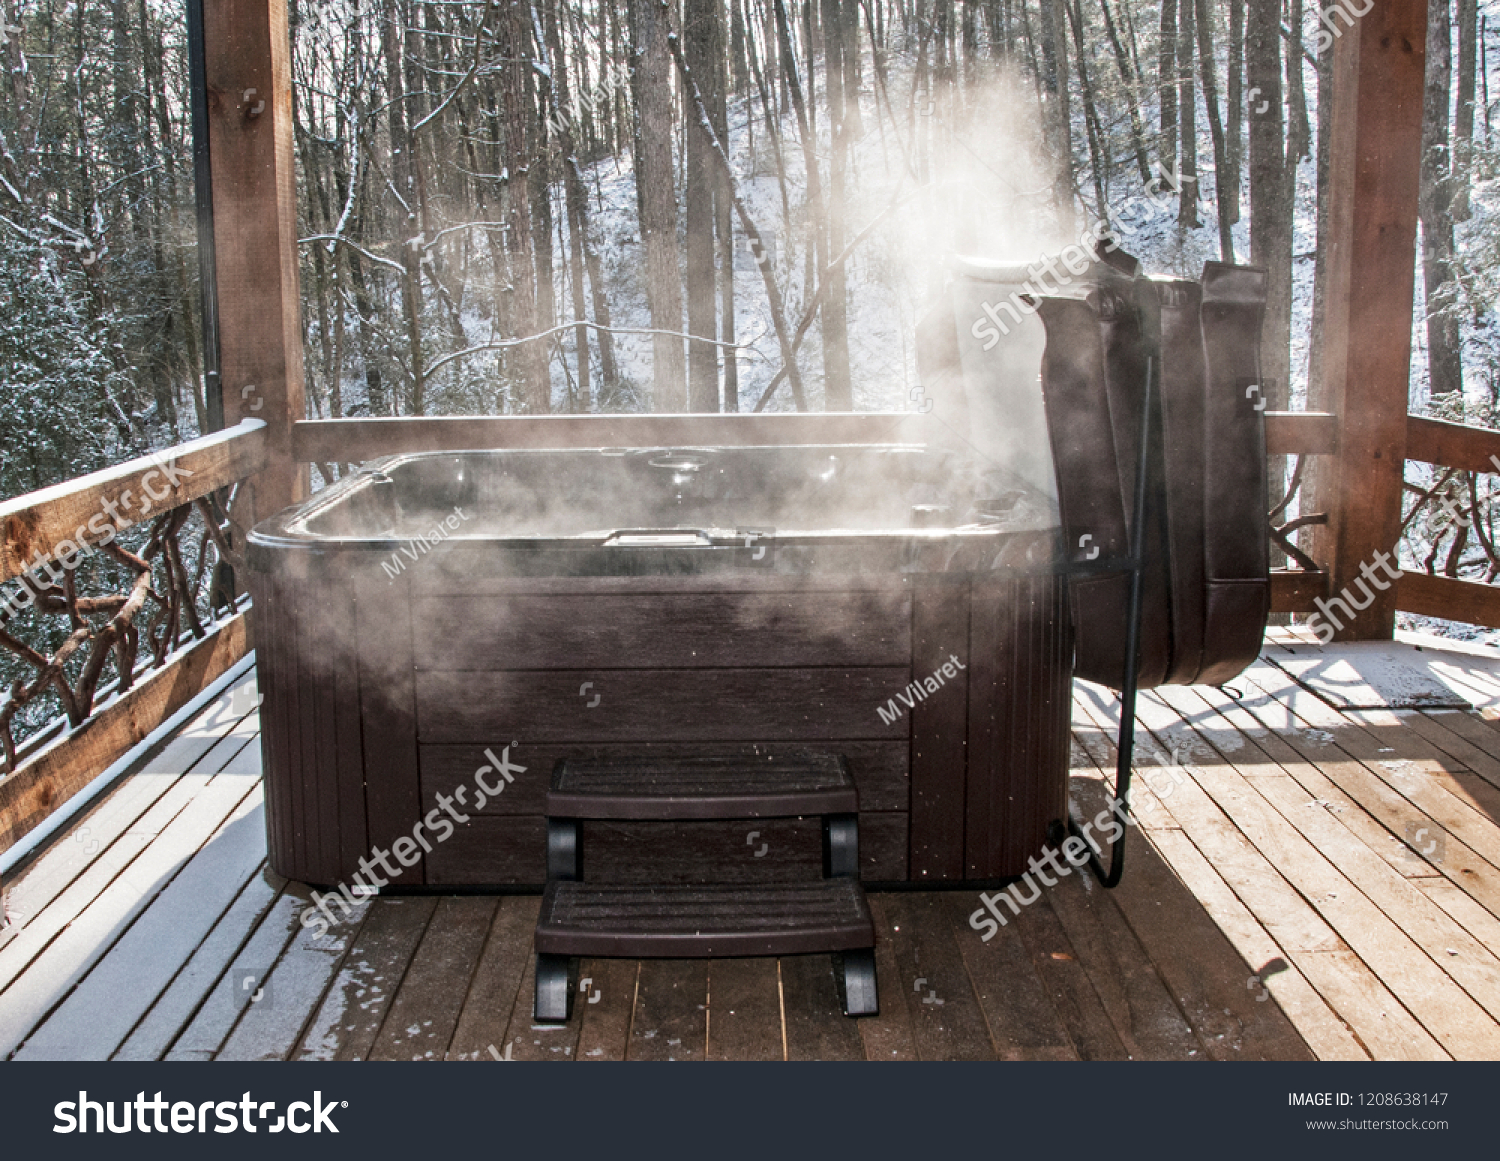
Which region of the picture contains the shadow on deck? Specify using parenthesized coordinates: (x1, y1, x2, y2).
(4, 631, 1500, 1061)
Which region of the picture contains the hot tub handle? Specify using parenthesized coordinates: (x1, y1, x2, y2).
(603, 529, 715, 548)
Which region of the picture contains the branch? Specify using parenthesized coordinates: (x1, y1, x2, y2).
(753, 185, 924, 411)
(299, 233, 408, 275)
(410, 0, 498, 136)
(423, 320, 766, 380)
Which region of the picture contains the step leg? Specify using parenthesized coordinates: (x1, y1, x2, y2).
(824, 813, 859, 879)
(835, 948, 878, 1017)
(547, 818, 580, 881)
(534, 953, 575, 1022)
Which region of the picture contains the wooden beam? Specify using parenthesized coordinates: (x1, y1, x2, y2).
(1265, 411, 1338, 457)
(1303, 0, 1428, 640)
(1405, 415, 1500, 472)
(292, 413, 945, 462)
(295, 411, 1339, 464)
(203, 0, 306, 522)
(1270, 568, 1329, 613)
(0, 421, 267, 586)
(1395, 570, 1500, 630)
(0, 612, 251, 853)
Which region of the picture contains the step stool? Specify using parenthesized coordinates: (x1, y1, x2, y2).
(534, 752, 878, 1021)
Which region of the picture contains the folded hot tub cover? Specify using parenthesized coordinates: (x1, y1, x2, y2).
(917, 251, 1271, 691)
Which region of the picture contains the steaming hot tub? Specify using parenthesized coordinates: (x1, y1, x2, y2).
(247, 443, 1074, 889)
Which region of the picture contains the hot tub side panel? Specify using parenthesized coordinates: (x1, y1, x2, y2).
(408, 577, 915, 885)
(904, 572, 1073, 883)
(964, 573, 1074, 879)
(252, 567, 1073, 889)
(249, 569, 372, 887)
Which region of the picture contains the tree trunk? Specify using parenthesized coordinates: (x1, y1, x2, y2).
(1225, 0, 1243, 226)
(1177, 0, 1200, 226)
(1196, 0, 1233, 258)
(1245, 0, 1291, 410)
(1454, 0, 1477, 219)
(545, 1, 591, 409)
(685, 0, 724, 411)
(1420, 0, 1463, 397)
(1067, 0, 1109, 213)
(821, 0, 852, 408)
(1099, 0, 1151, 181)
(383, 1, 426, 415)
(1038, 0, 1075, 228)
(1307, 24, 1334, 405)
(1285, 0, 1311, 165)
(629, 0, 688, 409)
(1158, 0, 1178, 170)
(497, 0, 550, 412)
(715, 1, 740, 411)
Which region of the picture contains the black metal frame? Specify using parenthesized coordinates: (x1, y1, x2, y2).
(185, 0, 221, 434)
(1067, 357, 1157, 890)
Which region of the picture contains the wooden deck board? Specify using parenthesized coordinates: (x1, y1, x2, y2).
(116, 865, 286, 1061)
(164, 886, 315, 1060)
(501, 947, 588, 1061)
(1195, 680, 1500, 918)
(779, 954, 866, 1060)
(943, 893, 1080, 1060)
(446, 896, 538, 1061)
(14, 789, 270, 1060)
(855, 897, 921, 1061)
(4, 674, 261, 928)
(880, 892, 1002, 1061)
(1072, 689, 1443, 1059)
(1122, 686, 1500, 1055)
(9, 636, 1500, 1061)
(212, 887, 370, 1061)
(0, 738, 264, 1057)
(706, 958, 783, 1060)
(1128, 691, 1494, 1056)
(572, 958, 639, 1061)
(298, 896, 439, 1060)
(1244, 666, 1500, 873)
(366, 896, 497, 1061)
(0, 721, 260, 996)
(626, 960, 708, 1061)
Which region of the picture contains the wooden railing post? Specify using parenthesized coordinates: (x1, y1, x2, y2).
(202, 0, 306, 522)
(1303, 0, 1428, 641)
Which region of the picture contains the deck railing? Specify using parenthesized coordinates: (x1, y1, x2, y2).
(1264, 411, 1500, 631)
(0, 420, 266, 852)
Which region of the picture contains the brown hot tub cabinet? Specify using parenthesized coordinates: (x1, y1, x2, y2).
(247, 444, 1074, 889)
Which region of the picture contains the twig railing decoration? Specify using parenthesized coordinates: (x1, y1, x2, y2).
(1399, 465, 1500, 583)
(0, 421, 267, 773)
(1269, 453, 1328, 575)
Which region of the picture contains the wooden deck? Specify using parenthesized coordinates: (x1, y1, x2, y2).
(4, 631, 1500, 1061)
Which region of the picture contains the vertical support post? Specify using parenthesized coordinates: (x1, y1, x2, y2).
(1305, 0, 1428, 640)
(201, 0, 307, 521)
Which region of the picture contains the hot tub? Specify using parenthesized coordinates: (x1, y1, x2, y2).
(246, 443, 1074, 889)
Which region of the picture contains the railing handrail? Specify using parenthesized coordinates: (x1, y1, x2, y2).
(0, 419, 267, 586)
(292, 409, 1336, 464)
(1405, 414, 1500, 472)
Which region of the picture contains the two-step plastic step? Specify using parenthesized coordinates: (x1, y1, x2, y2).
(534, 752, 878, 1021)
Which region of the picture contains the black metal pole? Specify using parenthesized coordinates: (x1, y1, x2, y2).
(186, 0, 222, 434)
(1073, 355, 1155, 889)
